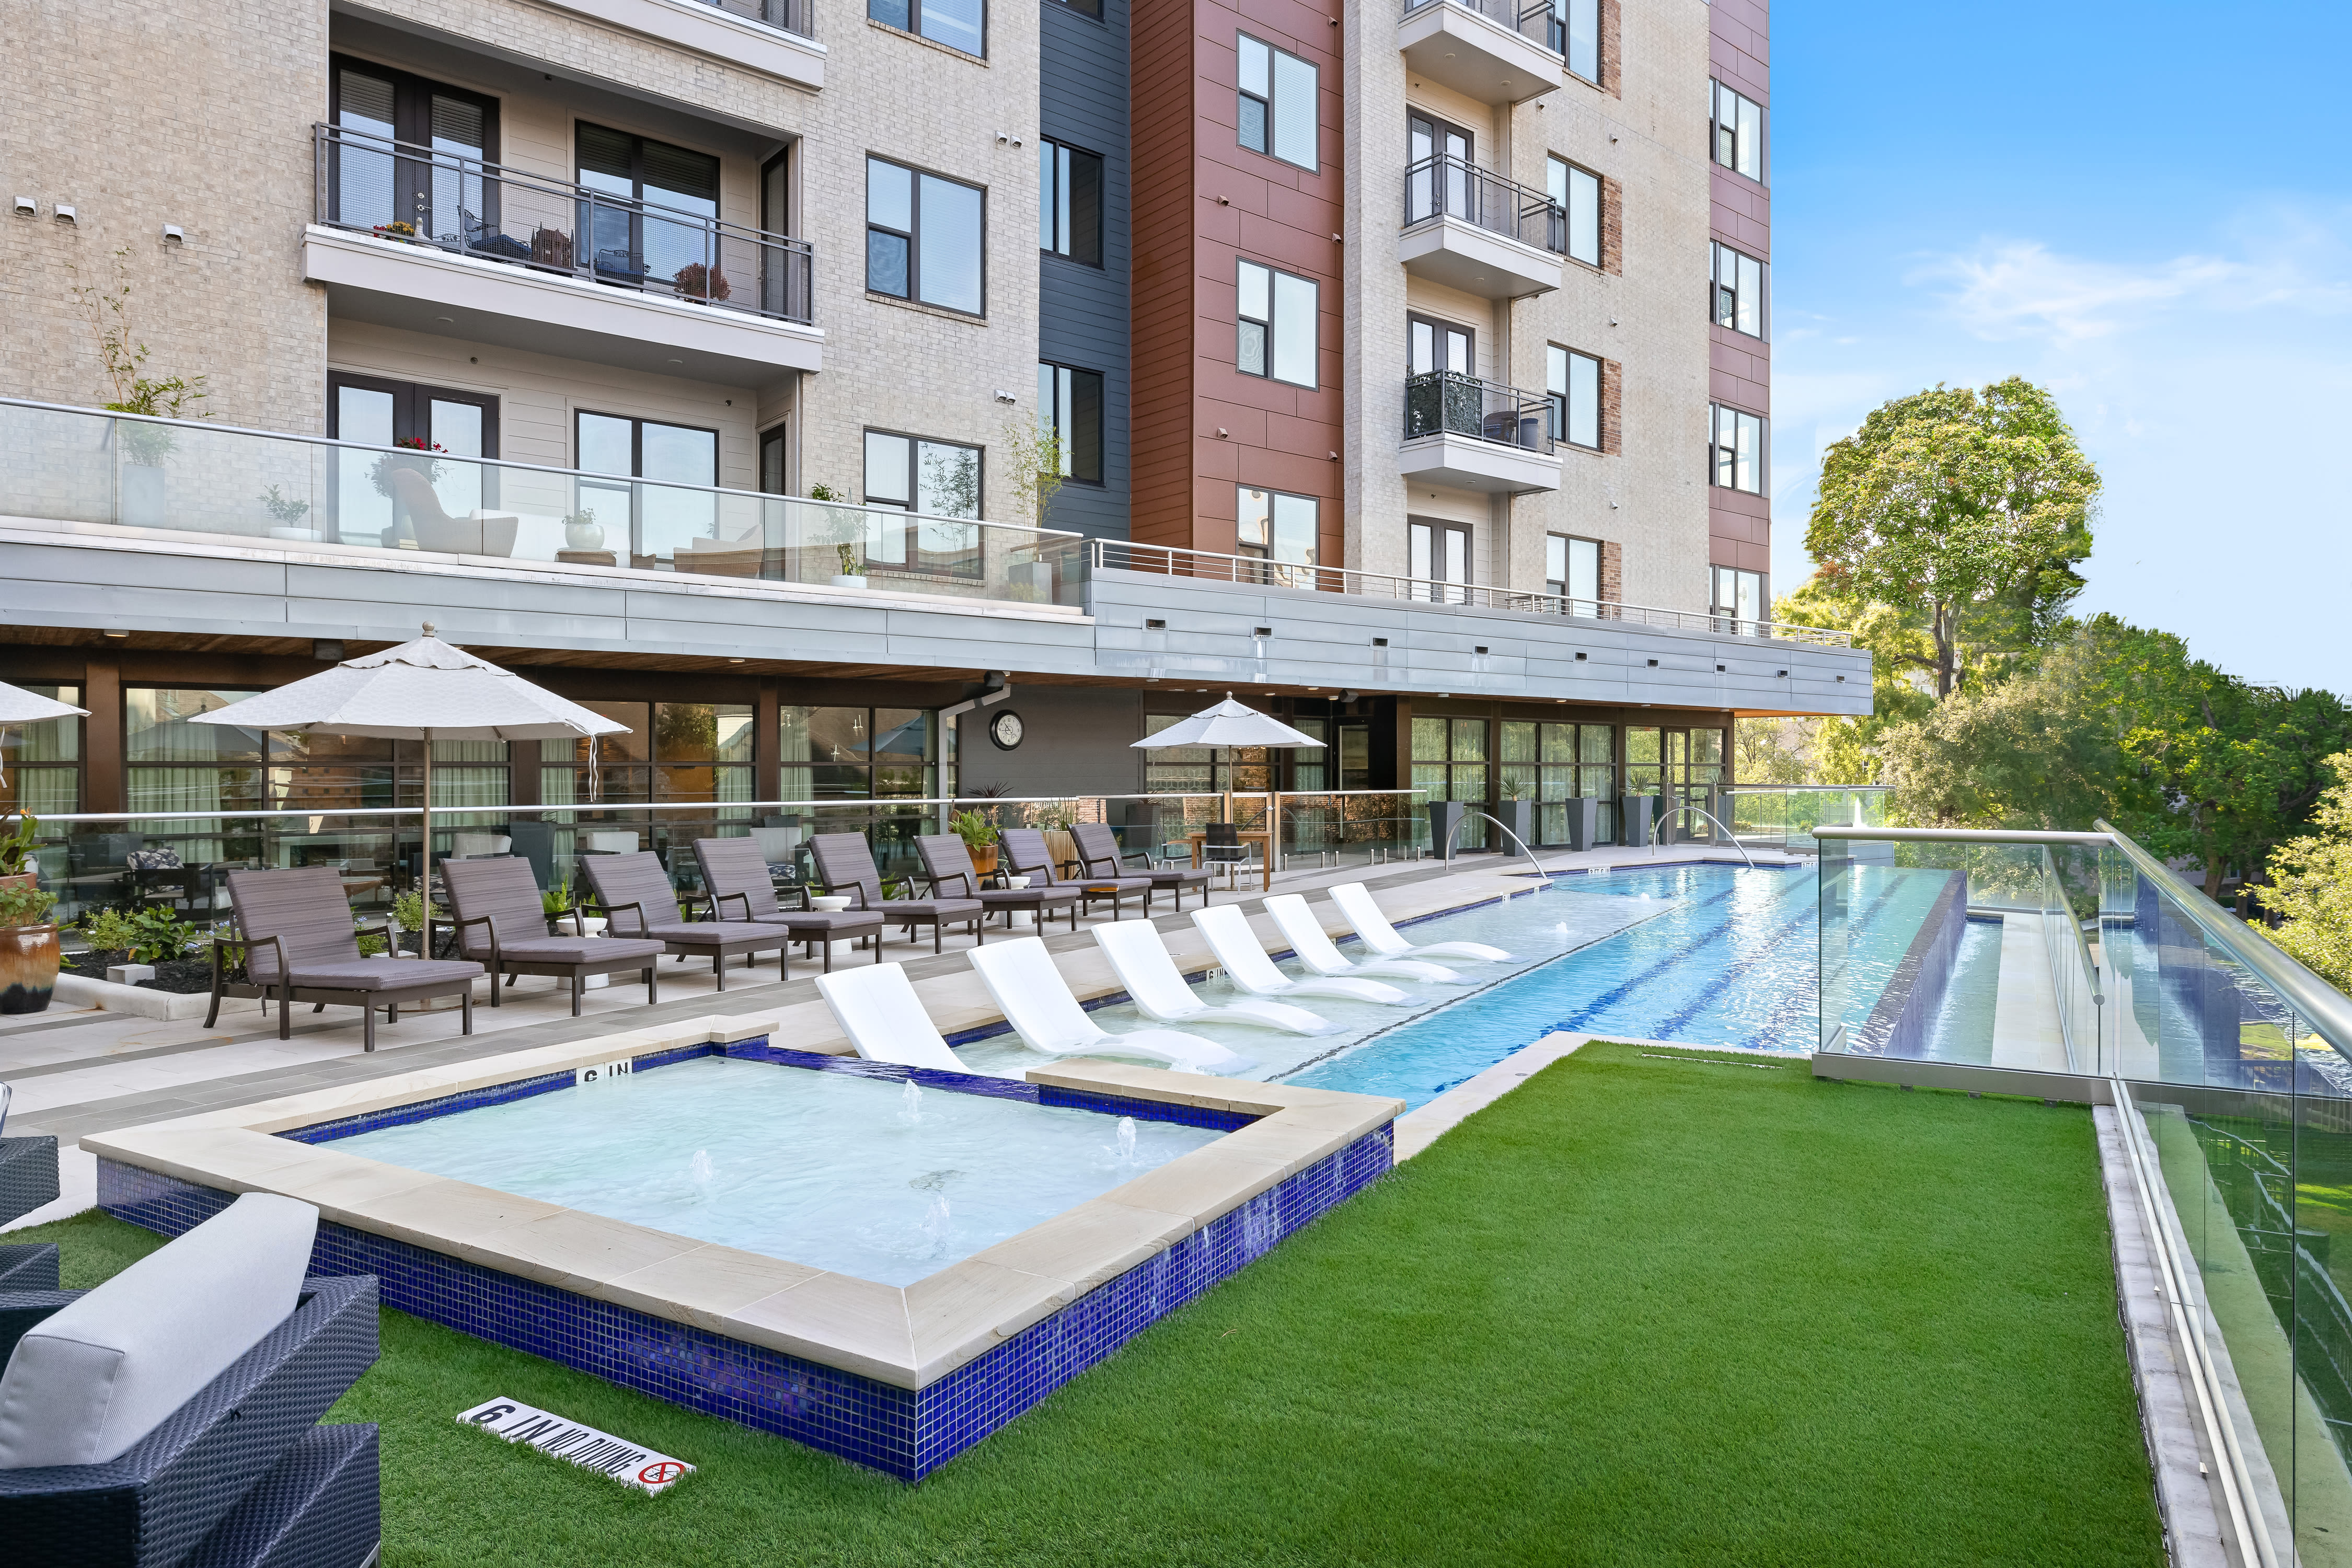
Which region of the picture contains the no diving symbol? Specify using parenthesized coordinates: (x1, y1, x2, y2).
(639, 1460, 689, 1486)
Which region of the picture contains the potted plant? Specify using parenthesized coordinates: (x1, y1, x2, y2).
(258, 483, 318, 541)
(0, 879, 59, 1014)
(561, 507, 605, 552)
(808, 483, 868, 587)
(672, 262, 730, 303)
(951, 809, 1001, 877)
(75, 250, 208, 529)
(373, 219, 420, 243)
(369, 437, 446, 547)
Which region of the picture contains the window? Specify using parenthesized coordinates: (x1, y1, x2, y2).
(1546, 346, 1599, 448)
(1554, 0, 1598, 83)
(869, 0, 983, 56)
(1238, 34, 1318, 171)
(577, 124, 723, 296)
(1037, 363, 1104, 485)
(1413, 716, 1490, 847)
(1547, 157, 1600, 267)
(1238, 486, 1318, 585)
(1547, 534, 1600, 614)
(1409, 520, 1470, 603)
(781, 706, 934, 801)
(1048, 0, 1100, 15)
(1711, 81, 1762, 180)
(1405, 113, 1472, 226)
(867, 156, 985, 315)
(1237, 259, 1318, 387)
(1711, 405, 1764, 493)
(328, 372, 500, 546)
(576, 411, 719, 560)
(545, 701, 753, 808)
(1503, 720, 1615, 845)
(0, 685, 80, 817)
(1038, 138, 1102, 266)
(1410, 315, 1473, 376)
(327, 57, 497, 244)
(1712, 241, 1765, 338)
(863, 430, 983, 577)
(1713, 566, 1765, 630)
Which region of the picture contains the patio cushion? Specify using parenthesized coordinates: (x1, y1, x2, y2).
(694, 837, 785, 919)
(754, 910, 885, 931)
(0, 1193, 318, 1470)
(225, 868, 364, 981)
(284, 958, 484, 991)
(579, 852, 688, 933)
(877, 899, 985, 920)
(979, 886, 1082, 907)
(440, 857, 556, 959)
(490, 936, 665, 963)
(639, 921, 783, 946)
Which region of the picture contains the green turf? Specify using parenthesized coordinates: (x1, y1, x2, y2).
(11, 1043, 2164, 1566)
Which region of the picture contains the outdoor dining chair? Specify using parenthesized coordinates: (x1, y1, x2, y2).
(439, 857, 666, 1016)
(691, 836, 884, 973)
(578, 851, 793, 989)
(210, 867, 485, 1052)
(806, 834, 984, 953)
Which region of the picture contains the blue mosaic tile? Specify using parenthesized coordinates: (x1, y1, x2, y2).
(97, 1117, 1393, 1482)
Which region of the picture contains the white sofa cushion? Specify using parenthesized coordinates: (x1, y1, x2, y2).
(0, 1192, 318, 1469)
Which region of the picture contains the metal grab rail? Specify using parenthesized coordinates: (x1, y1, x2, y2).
(1664, 804, 1755, 868)
(1403, 371, 1553, 453)
(313, 124, 816, 326)
(1087, 538, 1857, 645)
(1439, 809, 1554, 889)
(1403, 154, 1564, 254)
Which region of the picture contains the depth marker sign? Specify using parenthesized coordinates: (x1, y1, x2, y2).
(458, 1397, 694, 1494)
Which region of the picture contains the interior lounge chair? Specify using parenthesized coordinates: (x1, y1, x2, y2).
(1189, 903, 1414, 1006)
(1263, 894, 1466, 984)
(1328, 881, 1512, 962)
(998, 827, 1151, 921)
(211, 867, 485, 1052)
(380, 466, 519, 557)
(692, 836, 884, 973)
(813, 963, 970, 1073)
(0, 1193, 381, 1568)
(1090, 919, 1332, 1035)
(438, 857, 666, 1017)
(965, 937, 1248, 1074)
(579, 851, 792, 989)
(808, 834, 984, 954)
(913, 833, 1081, 931)
(1073, 822, 1212, 913)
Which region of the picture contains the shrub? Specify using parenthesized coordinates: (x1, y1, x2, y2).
(0, 883, 59, 929)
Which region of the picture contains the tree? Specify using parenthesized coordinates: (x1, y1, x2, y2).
(998, 412, 1067, 528)
(2263, 752, 2352, 996)
(1805, 378, 2098, 700)
(1757, 579, 1942, 785)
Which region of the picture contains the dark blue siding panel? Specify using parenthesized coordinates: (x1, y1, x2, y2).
(1040, 0, 1131, 542)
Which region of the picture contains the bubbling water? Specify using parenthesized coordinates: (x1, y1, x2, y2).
(898, 1080, 924, 1125)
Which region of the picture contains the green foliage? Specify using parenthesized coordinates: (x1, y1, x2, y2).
(949, 809, 999, 850)
(655, 704, 719, 758)
(77, 905, 197, 962)
(1805, 378, 2099, 700)
(257, 485, 310, 525)
(0, 882, 56, 928)
(543, 879, 574, 917)
(0, 813, 41, 875)
(1000, 410, 1067, 527)
(2263, 752, 2352, 995)
(394, 890, 444, 932)
(73, 247, 207, 466)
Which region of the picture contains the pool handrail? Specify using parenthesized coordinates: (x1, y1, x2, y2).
(1665, 804, 1757, 868)
(1439, 810, 1555, 886)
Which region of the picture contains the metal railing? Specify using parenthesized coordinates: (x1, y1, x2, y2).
(1403, 371, 1553, 454)
(314, 125, 814, 326)
(1088, 538, 1856, 645)
(0, 399, 1082, 606)
(1403, 154, 1564, 254)
(1400, 0, 1560, 53)
(701, 0, 815, 37)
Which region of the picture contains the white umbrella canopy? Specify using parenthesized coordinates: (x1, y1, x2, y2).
(0, 682, 90, 725)
(1128, 696, 1325, 752)
(185, 627, 630, 889)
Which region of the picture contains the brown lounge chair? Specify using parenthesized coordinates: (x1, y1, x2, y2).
(691, 836, 884, 973)
(807, 833, 984, 953)
(1000, 827, 1152, 921)
(913, 834, 1082, 932)
(208, 867, 485, 1051)
(439, 857, 667, 1016)
(1073, 822, 1212, 913)
(579, 852, 793, 989)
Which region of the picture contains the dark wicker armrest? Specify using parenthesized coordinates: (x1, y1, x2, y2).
(450, 913, 500, 966)
(353, 916, 399, 959)
(583, 898, 645, 937)
(0, 1273, 379, 1568)
(219, 932, 286, 989)
(1119, 848, 1152, 869)
(714, 890, 754, 921)
(677, 890, 713, 923)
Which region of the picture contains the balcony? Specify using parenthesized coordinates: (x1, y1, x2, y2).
(305, 125, 821, 381)
(1398, 372, 1560, 493)
(1397, 0, 1563, 105)
(535, 0, 824, 88)
(1397, 156, 1561, 298)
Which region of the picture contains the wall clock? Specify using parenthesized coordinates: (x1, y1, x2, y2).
(988, 709, 1025, 750)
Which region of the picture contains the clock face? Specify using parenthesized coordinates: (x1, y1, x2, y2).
(989, 710, 1025, 750)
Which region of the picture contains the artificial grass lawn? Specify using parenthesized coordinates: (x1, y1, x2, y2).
(19, 1043, 2163, 1566)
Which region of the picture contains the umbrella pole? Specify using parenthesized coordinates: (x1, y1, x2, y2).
(419, 728, 433, 958)
(1267, 790, 1279, 893)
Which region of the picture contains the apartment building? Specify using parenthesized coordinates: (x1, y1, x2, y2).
(0, 0, 1841, 856)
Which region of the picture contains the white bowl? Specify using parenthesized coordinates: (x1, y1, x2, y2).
(809, 895, 853, 912)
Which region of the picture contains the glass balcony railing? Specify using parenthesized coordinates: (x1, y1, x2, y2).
(1403, 370, 1553, 454)
(313, 124, 814, 326)
(1402, 154, 1564, 253)
(1719, 785, 1892, 850)
(701, 0, 815, 38)
(0, 399, 1084, 607)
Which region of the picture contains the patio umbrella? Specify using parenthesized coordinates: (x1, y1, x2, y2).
(1131, 695, 1324, 889)
(0, 680, 89, 802)
(185, 626, 629, 890)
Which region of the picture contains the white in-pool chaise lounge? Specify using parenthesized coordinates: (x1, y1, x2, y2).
(1090, 918, 1334, 1035)
(1262, 895, 1467, 985)
(1189, 904, 1415, 1006)
(965, 937, 1249, 1074)
(814, 963, 971, 1073)
(1328, 881, 1512, 962)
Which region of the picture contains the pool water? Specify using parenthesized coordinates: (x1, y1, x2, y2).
(326, 1057, 1222, 1286)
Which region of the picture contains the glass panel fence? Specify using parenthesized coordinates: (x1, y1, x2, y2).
(1720, 785, 1890, 852)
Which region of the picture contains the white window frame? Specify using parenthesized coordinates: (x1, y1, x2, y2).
(1237, 258, 1318, 389)
(1710, 404, 1764, 494)
(1547, 345, 1600, 450)
(1712, 241, 1765, 338)
(1238, 34, 1318, 171)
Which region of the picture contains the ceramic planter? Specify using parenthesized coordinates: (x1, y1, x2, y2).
(121, 463, 167, 528)
(831, 574, 868, 589)
(0, 923, 60, 1013)
(968, 844, 1000, 876)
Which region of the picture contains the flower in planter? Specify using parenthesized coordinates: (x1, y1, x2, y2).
(374, 220, 419, 240)
(369, 436, 447, 499)
(673, 262, 731, 302)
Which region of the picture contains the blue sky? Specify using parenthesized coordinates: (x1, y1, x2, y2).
(1770, 1, 2352, 691)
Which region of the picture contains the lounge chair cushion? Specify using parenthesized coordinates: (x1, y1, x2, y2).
(225, 867, 366, 982)
(638, 921, 783, 946)
(0, 1193, 318, 1469)
(751, 909, 886, 931)
(693, 837, 786, 920)
(979, 886, 1082, 907)
(283, 958, 485, 991)
(441, 857, 561, 960)
(490, 936, 665, 963)
(878, 899, 984, 920)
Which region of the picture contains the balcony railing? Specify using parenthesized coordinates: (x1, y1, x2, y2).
(1403, 154, 1563, 253)
(313, 124, 815, 327)
(0, 399, 1079, 607)
(701, 0, 815, 38)
(1090, 539, 1855, 645)
(1404, 371, 1553, 454)
(1400, 0, 1562, 54)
